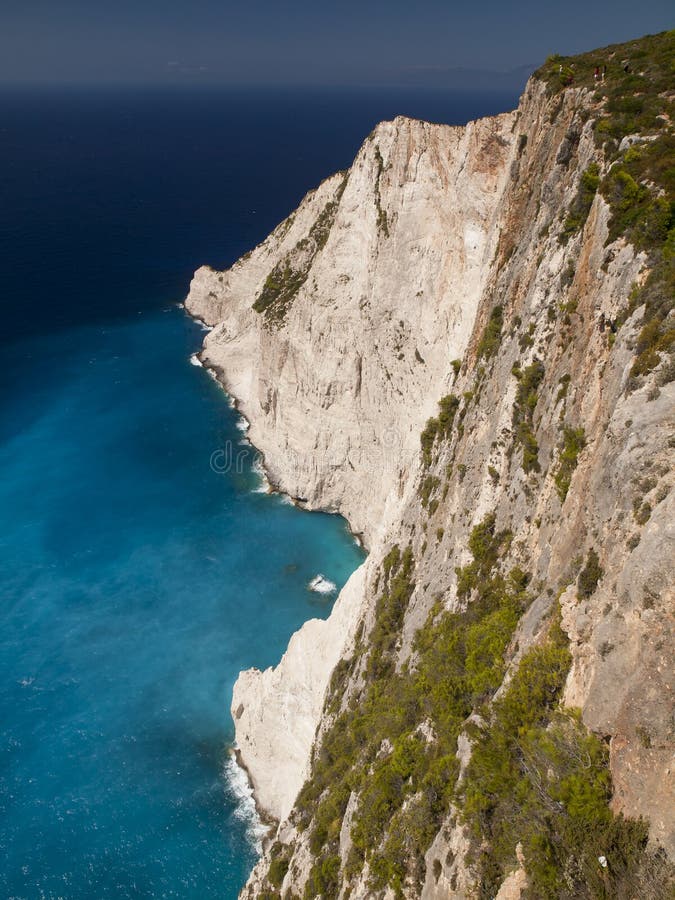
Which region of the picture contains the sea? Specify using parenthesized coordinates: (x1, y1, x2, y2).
(0, 84, 520, 898)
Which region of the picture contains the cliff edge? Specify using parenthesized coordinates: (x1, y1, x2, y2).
(187, 30, 674, 900)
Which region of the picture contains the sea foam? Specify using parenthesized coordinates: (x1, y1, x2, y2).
(223, 754, 268, 853)
(251, 456, 271, 493)
(308, 574, 337, 595)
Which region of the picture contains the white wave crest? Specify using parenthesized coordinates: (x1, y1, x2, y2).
(190, 314, 213, 332)
(223, 754, 268, 853)
(189, 353, 203, 368)
(308, 574, 337, 595)
(251, 457, 271, 493)
(236, 416, 250, 432)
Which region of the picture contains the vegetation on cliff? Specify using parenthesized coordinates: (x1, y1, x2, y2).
(420, 394, 460, 467)
(263, 521, 669, 898)
(536, 30, 674, 382)
(292, 518, 533, 897)
(511, 359, 545, 473)
(462, 629, 667, 899)
(554, 426, 586, 502)
(253, 173, 347, 325)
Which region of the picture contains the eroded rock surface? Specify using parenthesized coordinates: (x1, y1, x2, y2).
(186, 54, 674, 898)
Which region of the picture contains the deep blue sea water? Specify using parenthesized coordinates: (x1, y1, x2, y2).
(0, 85, 519, 898)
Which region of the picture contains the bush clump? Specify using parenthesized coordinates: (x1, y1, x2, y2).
(420, 394, 460, 467)
(512, 359, 545, 473)
(419, 474, 440, 508)
(560, 163, 601, 243)
(601, 135, 674, 382)
(366, 545, 415, 680)
(268, 854, 289, 889)
(476, 305, 504, 360)
(554, 426, 586, 501)
(373, 145, 389, 237)
(253, 262, 310, 323)
(578, 548, 603, 598)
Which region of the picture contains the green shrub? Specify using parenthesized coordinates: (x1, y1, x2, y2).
(464, 604, 520, 698)
(601, 164, 650, 244)
(560, 163, 601, 243)
(420, 418, 438, 467)
(437, 394, 460, 433)
(420, 395, 460, 466)
(304, 854, 341, 899)
(253, 262, 310, 321)
(578, 548, 603, 598)
(554, 426, 586, 501)
(382, 543, 401, 579)
(366, 546, 415, 679)
(373, 145, 389, 237)
(512, 360, 545, 473)
(633, 500, 652, 525)
(476, 306, 504, 360)
(419, 474, 440, 508)
(268, 855, 290, 888)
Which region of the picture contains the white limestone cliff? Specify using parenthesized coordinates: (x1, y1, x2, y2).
(186, 71, 674, 897)
(187, 109, 518, 823)
(188, 111, 517, 548)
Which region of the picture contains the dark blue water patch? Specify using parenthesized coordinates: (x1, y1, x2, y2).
(0, 85, 520, 344)
(0, 310, 364, 898)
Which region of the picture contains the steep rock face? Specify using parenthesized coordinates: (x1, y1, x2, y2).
(187, 41, 674, 898)
(187, 112, 516, 548)
(187, 111, 517, 824)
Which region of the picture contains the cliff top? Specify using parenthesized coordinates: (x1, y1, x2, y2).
(534, 29, 674, 101)
(535, 30, 674, 384)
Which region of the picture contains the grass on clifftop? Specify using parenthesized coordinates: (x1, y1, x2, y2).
(534, 31, 674, 102)
(536, 31, 674, 383)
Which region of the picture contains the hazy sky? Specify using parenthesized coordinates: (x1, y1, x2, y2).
(0, 0, 672, 86)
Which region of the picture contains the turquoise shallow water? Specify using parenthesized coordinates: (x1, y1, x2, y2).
(0, 309, 363, 897)
(0, 86, 519, 897)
